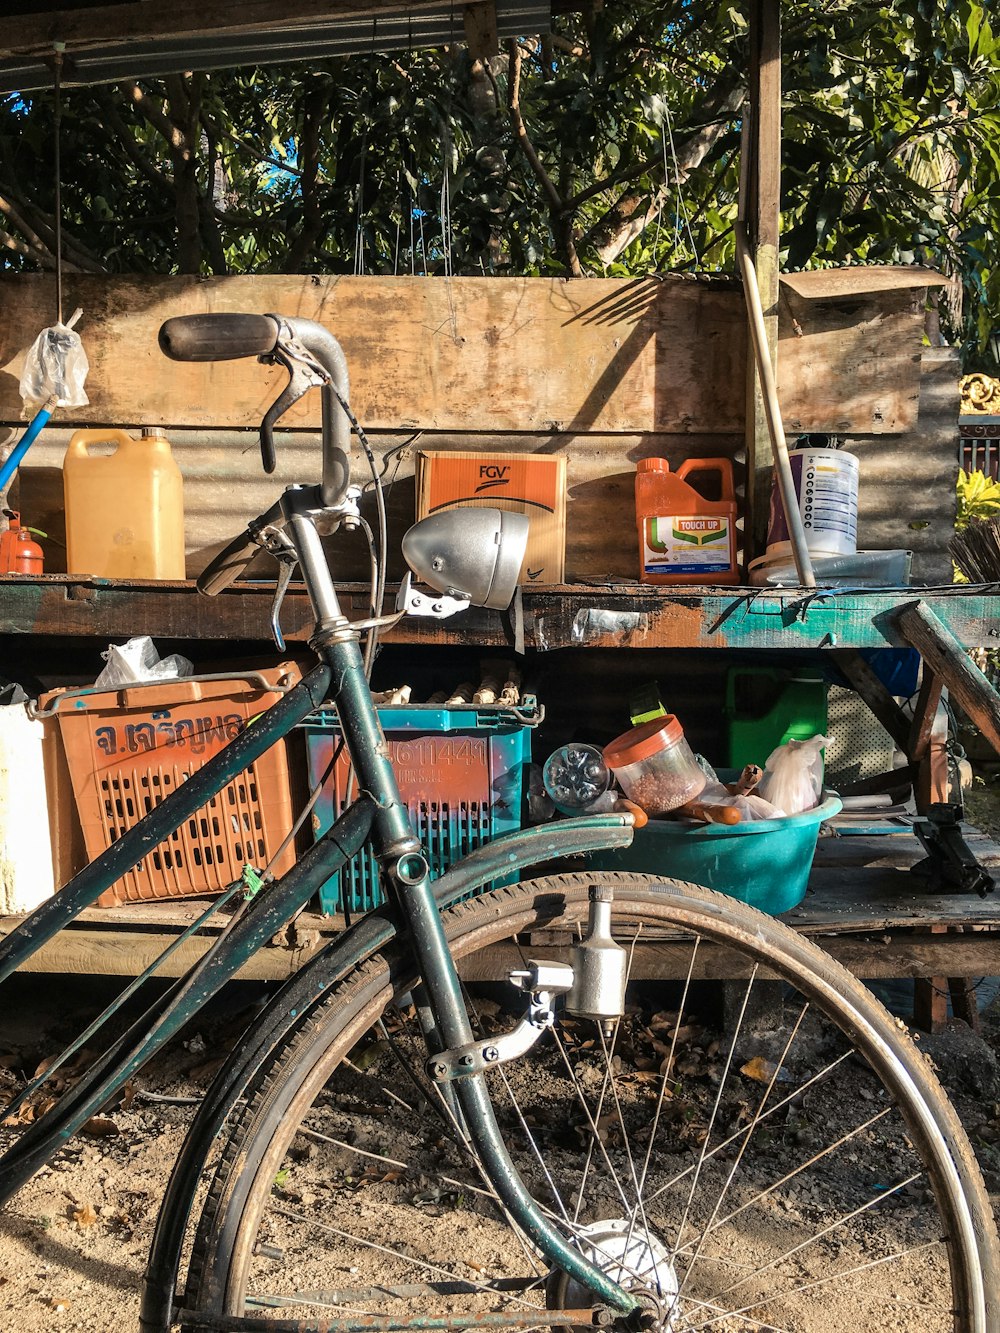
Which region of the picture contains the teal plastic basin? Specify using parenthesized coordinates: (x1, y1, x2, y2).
(585, 785, 842, 915)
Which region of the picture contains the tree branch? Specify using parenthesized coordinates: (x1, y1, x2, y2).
(0, 190, 102, 272)
(584, 93, 741, 266)
(506, 37, 582, 276)
(0, 223, 62, 268)
(571, 81, 744, 214)
(92, 89, 175, 198)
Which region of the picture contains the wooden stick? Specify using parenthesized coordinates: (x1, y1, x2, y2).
(734, 220, 815, 588)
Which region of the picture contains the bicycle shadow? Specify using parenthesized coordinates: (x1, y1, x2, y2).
(0, 1208, 141, 1292)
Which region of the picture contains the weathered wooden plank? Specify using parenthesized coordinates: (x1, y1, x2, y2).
(780, 268, 944, 299)
(779, 286, 926, 434)
(1, 578, 999, 650)
(0, 274, 746, 435)
(6, 918, 998, 981)
(467, 934, 1000, 981)
(850, 347, 960, 586)
(0, 926, 328, 979)
(0, 273, 927, 436)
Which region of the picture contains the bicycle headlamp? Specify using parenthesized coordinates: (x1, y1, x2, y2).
(401, 508, 529, 610)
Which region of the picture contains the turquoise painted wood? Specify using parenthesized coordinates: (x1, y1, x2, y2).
(0, 576, 996, 651)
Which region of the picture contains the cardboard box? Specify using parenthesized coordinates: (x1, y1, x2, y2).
(416, 451, 566, 585)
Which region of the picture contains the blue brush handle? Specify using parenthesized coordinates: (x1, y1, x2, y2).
(0, 403, 53, 494)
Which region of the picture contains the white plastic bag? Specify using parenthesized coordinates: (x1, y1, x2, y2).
(757, 735, 829, 816)
(18, 322, 90, 417)
(93, 636, 193, 690)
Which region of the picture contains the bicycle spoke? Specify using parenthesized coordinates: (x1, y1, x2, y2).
(644, 1050, 854, 1208)
(671, 1002, 810, 1303)
(180, 877, 994, 1333)
(666, 962, 760, 1310)
(683, 1237, 950, 1331)
(699, 1171, 923, 1311)
(672, 1105, 896, 1258)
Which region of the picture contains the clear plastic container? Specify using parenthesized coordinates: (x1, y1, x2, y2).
(602, 715, 706, 815)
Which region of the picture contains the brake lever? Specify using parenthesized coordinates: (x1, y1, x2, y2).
(269, 557, 297, 651)
(258, 328, 329, 474)
(256, 525, 299, 651)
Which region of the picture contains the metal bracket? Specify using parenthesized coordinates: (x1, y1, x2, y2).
(396, 571, 472, 620)
(912, 803, 996, 897)
(427, 961, 574, 1082)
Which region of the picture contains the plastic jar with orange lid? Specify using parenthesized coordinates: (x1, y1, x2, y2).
(602, 715, 706, 815)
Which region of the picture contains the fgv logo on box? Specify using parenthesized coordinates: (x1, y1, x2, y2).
(475, 465, 509, 493)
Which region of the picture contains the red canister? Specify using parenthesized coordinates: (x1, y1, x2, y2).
(0, 513, 43, 574)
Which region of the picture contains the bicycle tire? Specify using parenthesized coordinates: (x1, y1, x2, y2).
(178, 874, 999, 1332)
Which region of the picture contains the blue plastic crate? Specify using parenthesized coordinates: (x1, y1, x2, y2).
(300, 699, 539, 915)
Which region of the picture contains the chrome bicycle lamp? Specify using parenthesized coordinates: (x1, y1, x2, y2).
(400, 508, 529, 615)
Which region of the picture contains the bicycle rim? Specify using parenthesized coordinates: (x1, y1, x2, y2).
(178, 874, 998, 1333)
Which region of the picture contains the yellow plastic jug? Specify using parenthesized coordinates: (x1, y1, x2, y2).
(64, 428, 185, 579)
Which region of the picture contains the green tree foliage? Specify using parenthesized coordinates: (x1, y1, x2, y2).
(1, 0, 998, 361)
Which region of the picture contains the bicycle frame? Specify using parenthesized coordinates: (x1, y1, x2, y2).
(0, 313, 644, 1326)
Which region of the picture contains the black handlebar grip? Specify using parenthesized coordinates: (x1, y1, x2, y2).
(196, 529, 261, 596)
(158, 314, 279, 363)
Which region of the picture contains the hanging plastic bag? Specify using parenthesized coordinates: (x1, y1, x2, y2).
(19, 322, 90, 417)
(757, 734, 829, 816)
(93, 636, 193, 690)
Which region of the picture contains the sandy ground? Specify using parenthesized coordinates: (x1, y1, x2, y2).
(0, 958, 996, 1333)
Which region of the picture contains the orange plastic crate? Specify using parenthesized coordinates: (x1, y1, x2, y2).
(41, 665, 301, 907)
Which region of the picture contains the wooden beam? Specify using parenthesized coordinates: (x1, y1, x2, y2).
(3, 579, 1000, 651)
(2, 0, 446, 58)
(0, 274, 745, 436)
(462, 934, 1000, 982)
(9, 922, 999, 981)
(909, 667, 944, 763)
(744, 0, 782, 560)
(897, 599, 1000, 759)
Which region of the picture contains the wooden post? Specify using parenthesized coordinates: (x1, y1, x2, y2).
(744, 0, 782, 562)
(897, 599, 1000, 759)
(895, 607, 991, 1032)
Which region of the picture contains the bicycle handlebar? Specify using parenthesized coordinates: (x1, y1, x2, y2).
(158, 314, 279, 362)
(160, 312, 354, 596)
(196, 498, 286, 596)
(197, 529, 264, 596)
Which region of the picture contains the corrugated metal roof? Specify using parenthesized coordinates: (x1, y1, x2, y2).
(1, 0, 550, 93)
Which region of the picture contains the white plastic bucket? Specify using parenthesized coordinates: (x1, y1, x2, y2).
(766, 448, 859, 558)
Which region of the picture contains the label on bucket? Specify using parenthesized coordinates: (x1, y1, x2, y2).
(642, 515, 734, 575)
(767, 451, 859, 557)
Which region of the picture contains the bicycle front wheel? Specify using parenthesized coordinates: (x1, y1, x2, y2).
(178, 874, 998, 1332)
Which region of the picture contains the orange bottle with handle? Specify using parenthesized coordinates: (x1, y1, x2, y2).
(64, 428, 185, 579)
(635, 456, 739, 586)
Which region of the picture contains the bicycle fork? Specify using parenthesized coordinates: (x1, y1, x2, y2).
(301, 551, 638, 1320)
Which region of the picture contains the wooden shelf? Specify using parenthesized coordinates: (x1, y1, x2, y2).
(0, 574, 997, 650)
(1, 830, 997, 982)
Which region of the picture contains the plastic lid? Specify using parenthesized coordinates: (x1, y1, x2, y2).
(637, 458, 669, 474)
(603, 714, 685, 767)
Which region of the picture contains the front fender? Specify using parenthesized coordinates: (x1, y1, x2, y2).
(140, 814, 635, 1331)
